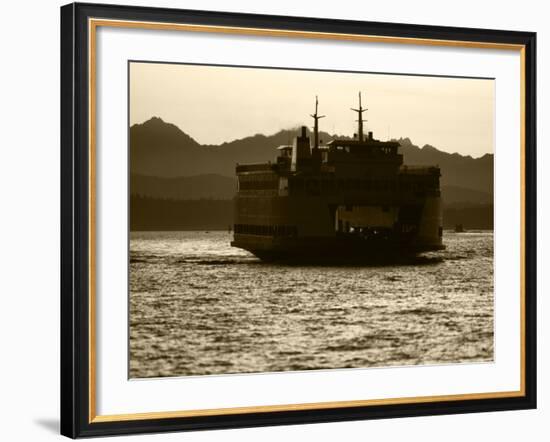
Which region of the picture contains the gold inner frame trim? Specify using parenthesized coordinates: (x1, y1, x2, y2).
(88, 17, 527, 424)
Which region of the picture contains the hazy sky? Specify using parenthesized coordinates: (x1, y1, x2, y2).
(130, 62, 494, 158)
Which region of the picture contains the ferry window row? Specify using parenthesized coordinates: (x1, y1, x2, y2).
(234, 224, 298, 237)
(238, 174, 278, 190)
(330, 146, 397, 155)
(237, 177, 438, 192)
(288, 179, 437, 192)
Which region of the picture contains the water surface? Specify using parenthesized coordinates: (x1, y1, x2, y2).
(130, 231, 493, 378)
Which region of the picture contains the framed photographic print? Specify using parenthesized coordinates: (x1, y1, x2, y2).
(60, 2, 537, 438)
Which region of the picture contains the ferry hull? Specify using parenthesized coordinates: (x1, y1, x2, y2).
(231, 235, 445, 264)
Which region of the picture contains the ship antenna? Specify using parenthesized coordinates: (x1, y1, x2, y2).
(351, 92, 367, 142)
(310, 95, 325, 150)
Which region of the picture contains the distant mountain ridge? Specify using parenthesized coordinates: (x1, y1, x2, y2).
(130, 117, 493, 196)
(396, 138, 493, 195)
(130, 116, 347, 178)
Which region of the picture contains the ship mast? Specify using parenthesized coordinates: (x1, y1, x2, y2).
(351, 92, 367, 142)
(310, 95, 325, 150)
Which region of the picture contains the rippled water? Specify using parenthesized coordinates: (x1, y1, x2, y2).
(129, 231, 493, 378)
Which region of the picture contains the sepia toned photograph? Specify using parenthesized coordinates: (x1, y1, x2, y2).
(128, 61, 494, 379)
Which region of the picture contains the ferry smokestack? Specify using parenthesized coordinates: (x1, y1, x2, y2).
(291, 125, 311, 172)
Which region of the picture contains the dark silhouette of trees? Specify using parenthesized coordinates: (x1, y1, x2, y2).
(130, 195, 233, 231)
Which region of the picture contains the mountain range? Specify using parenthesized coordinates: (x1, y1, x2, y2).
(130, 117, 347, 178)
(130, 117, 493, 205)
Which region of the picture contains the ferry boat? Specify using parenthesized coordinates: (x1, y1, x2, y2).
(231, 94, 444, 262)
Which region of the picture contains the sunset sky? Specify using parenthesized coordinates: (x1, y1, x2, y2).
(130, 61, 494, 158)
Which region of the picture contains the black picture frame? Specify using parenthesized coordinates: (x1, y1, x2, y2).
(61, 2, 537, 438)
